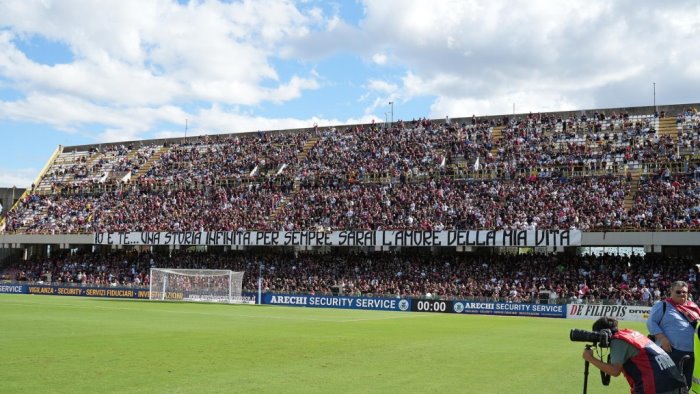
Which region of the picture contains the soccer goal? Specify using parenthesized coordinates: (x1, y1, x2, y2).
(149, 268, 249, 304)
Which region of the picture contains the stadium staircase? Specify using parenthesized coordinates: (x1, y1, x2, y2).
(298, 136, 320, 161)
(125, 148, 139, 167)
(490, 125, 504, 155)
(267, 136, 320, 223)
(269, 196, 289, 224)
(657, 117, 678, 142)
(290, 136, 319, 186)
(623, 167, 642, 212)
(83, 149, 104, 171)
(134, 145, 168, 179)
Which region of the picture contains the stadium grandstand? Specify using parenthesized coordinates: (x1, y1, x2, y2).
(0, 103, 699, 305)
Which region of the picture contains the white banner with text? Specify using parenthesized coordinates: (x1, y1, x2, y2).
(94, 229, 581, 247)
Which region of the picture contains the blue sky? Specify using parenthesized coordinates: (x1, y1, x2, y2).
(0, 0, 699, 187)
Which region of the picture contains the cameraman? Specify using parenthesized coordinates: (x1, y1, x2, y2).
(582, 317, 687, 393)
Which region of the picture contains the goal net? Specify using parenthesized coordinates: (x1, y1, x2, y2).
(149, 268, 247, 304)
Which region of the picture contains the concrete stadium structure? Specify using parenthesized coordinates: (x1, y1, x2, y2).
(1, 102, 698, 263)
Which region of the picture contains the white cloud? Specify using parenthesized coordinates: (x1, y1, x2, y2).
(348, 0, 700, 115)
(430, 92, 585, 119)
(0, 92, 188, 137)
(367, 80, 397, 95)
(0, 167, 38, 189)
(0, 34, 182, 106)
(372, 53, 387, 65)
(0, 0, 699, 152)
(0, 0, 322, 137)
(193, 104, 329, 133)
(269, 76, 321, 103)
(171, 104, 380, 138)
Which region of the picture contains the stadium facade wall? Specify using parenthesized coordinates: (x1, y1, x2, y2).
(0, 187, 25, 217)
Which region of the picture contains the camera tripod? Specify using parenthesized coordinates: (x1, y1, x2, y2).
(581, 345, 610, 394)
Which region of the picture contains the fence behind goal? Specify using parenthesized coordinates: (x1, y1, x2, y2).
(149, 268, 248, 304)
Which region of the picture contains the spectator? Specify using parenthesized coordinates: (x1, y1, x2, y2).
(647, 281, 700, 386)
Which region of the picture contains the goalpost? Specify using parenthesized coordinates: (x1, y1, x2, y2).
(149, 268, 250, 304)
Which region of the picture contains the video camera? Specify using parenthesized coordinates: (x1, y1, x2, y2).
(570, 328, 613, 348)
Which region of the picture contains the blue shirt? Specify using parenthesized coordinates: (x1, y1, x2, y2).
(646, 300, 695, 352)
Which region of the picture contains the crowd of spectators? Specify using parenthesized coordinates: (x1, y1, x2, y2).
(482, 113, 682, 178)
(143, 132, 308, 182)
(3, 108, 700, 234)
(303, 119, 458, 180)
(38, 144, 158, 194)
(275, 175, 630, 231)
(5, 249, 697, 306)
(4, 175, 637, 232)
(676, 108, 700, 156)
(4, 181, 291, 233)
(626, 174, 700, 229)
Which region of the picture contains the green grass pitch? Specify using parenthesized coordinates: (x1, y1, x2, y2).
(0, 294, 644, 393)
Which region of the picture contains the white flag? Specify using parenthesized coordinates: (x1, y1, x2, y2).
(121, 171, 132, 183)
(474, 157, 480, 171)
(99, 172, 108, 183)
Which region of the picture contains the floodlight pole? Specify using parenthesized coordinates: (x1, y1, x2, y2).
(185, 118, 188, 139)
(389, 101, 394, 125)
(653, 82, 656, 112)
